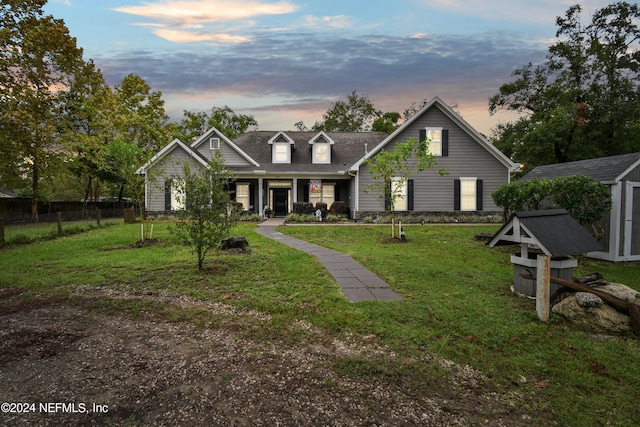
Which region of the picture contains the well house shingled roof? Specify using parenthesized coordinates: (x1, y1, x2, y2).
(522, 152, 640, 183)
(489, 209, 604, 257)
(230, 131, 388, 174)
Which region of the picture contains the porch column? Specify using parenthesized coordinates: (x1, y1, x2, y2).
(292, 178, 298, 204)
(258, 178, 264, 218)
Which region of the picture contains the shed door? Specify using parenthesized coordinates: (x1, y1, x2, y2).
(625, 182, 640, 259)
(631, 185, 640, 256)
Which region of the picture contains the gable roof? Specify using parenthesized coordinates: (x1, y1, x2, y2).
(135, 138, 209, 175)
(351, 96, 517, 171)
(522, 152, 640, 184)
(229, 131, 388, 174)
(488, 209, 604, 257)
(191, 127, 260, 167)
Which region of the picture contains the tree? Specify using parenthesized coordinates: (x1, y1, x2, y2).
(171, 151, 239, 269)
(363, 137, 439, 239)
(173, 105, 257, 142)
(490, 2, 640, 172)
(110, 74, 172, 212)
(313, 90, 380, 132)
(61, 60, 116, 205)
(492, 176, 612, 237)
(0, 0, 89, 220)
(372, 112, 401, 134)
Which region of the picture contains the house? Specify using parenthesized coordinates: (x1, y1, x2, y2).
(136, 97, 517, 220)
(522, 152, 640, 262)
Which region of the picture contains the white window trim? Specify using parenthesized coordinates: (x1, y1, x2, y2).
(210, 137, 220, 150)
(391, 177, 408, 211)
(236, 182, 250, 210)
(171, 180, 185, 211)
(272, 142, 291, 164)
(459, 177, 477, 211)
(309, 181, 335, 205)
(313, 142, 330, 164)
(425, 127, 442, 157)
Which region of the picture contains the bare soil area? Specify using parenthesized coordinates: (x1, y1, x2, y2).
(0, 287, 535, 426)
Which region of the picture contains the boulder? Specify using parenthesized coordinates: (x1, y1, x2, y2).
(221, 236, 249, 252)
(552, 282, 640, 335)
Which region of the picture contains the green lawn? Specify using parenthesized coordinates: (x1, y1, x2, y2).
(1, 221, 639, 425)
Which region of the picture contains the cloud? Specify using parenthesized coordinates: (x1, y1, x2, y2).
(153, 28, 249, 43)
(301, 15, 352, 29)
(112, 0, 298, 46)
(421, 0, 618, 25)
(113, 0, 298, 27)
(96, 30, 546, 107)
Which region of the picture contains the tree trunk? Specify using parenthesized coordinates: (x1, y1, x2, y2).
(31, 160, 39, 223)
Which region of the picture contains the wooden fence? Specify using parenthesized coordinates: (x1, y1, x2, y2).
(0, 198, 135, 224)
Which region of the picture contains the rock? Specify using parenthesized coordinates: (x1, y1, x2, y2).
(221, 236, 249, 252)
(575, 292, 603, 307)
(552, 282, 640, 335)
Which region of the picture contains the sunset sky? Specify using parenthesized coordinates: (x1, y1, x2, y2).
(44, 0, 615, 136)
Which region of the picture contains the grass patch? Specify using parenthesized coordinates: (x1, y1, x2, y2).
(1, 222, 639, 425)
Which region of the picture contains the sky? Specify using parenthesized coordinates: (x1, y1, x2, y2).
(44, 0, 616, 136)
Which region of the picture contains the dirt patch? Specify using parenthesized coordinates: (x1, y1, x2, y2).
(102, 239, 161, 251)
(0, 287, 535, 426)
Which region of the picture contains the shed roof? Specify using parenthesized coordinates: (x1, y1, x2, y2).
(522, 152, 640, 183)
(488, 209, 604, 257)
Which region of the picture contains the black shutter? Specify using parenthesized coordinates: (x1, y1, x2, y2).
(249, 184, 255, 211)
(476, 179, 483, 211)
(442, 130, 449, 156)
(407, 179, 414, 211)
(303, 184, 309, 202)
(419, 129, 426, 143)
(164, 181, 171, 211)
(335, 184, 340, 202)
(384, 179, 391, 211)
(454, 179, 461, 211)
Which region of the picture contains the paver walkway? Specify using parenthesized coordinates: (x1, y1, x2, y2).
(256, 218, 402, 302)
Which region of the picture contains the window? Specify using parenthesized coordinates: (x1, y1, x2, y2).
(273, 142, 290, 163)
(391, 177, 407, 211)
(309, 181, 335, 206)
(460, 178, 477, 211)
(210, 137, 220, 150)
(313, 143, 330, 163)
(165, 179, 185, 211)
(236, 183, 250, 210)
(425, 128, 442, 156)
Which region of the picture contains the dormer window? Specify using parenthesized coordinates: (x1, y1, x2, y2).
(309, 132, 334, 164)
(268, 132, 295, 164)
(273, 142, 290, 163)
(210, 137, 220, 150)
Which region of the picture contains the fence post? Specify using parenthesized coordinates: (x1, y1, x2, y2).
(0, 218, 4, 244)
(97, 209, 101, 226)
(57, 211, 63, 235)
(536, 254, 551, 322)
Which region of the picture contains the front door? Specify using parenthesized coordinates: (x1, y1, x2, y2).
(273, 188, 289, 217)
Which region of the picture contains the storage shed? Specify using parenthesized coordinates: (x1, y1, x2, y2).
(522, 152, 640, 262)
(488, 210, 604, 297)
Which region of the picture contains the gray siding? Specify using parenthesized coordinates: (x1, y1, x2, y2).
(192, 133, 253, 166)
(358, 106, 508, 213)
(146, 146, 204, 212)
(621, 164, 640, 182)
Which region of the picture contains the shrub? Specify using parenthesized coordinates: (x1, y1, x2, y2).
(329, 201, 348, 216)
(293, 202, 314, 215)
(492, 175, 612, 234)
(325, 214, 348, 223)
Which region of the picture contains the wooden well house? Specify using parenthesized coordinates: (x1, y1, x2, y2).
(488, 210, 604, 297)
